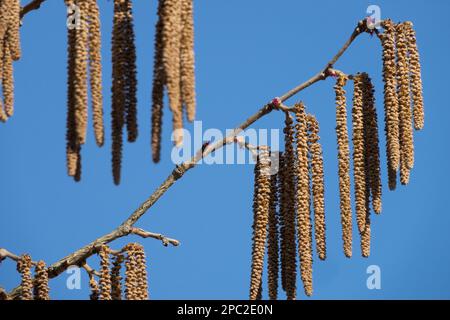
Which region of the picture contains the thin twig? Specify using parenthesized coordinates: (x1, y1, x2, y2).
(131, 227, 180, 247)
(20, 0, 46, 19)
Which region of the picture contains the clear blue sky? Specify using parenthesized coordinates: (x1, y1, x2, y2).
(1, 0, 449, 299)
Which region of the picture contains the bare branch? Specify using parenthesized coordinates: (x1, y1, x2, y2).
(81, 262, 101, 278)
(0, 248, 37, 265)
(131, 227, 180, 247)
(20, 0, 46, 19)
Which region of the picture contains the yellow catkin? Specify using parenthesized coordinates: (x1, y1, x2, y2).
(17, 254, 33, 300)
(4, 0, 21, 61)
(404, 22, 424, 130)
(180, 0, 196, 122)
(2, 42, 14, 118)
(334, 75, 352, 258)
(99, 245, 112, 300)
(352, 74, 368, 234)
(279, 114, 297, 300)
(33, 260, 50, 300)
(294, 102, 313, 297)
(87, 0, 105, 147)
(133, 244, 149, 300)
(124, 0, 138, 143)
(307, 114, 326, 261)
(74, 0, 89, 145)
(151, 0, 165, 163)
(267, 161, 279, 300)
(111, 0, 126, 185)
(249, 152, 271, 300)
(396, 23, 414, 184)
(361, 73, 382, 214)
(381, 19, 400, 177)
(162, 0, 183, 146)
(124, 243, 138, 300)
(89, 275, 100, 300)
(111, 253, 124, 300)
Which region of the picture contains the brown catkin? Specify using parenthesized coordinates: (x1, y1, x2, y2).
(133, 243, 149, 300)
(361, 73, 382, 214)
(334, 74, 352, 258)
(180, 0, 196, 122)
(404, 22, 424, 130)
(124, 243, 138, 300)
(17, 254, 33, 300)
(396, 23, 414, 184)
(4, 0, 21, 61)
(89, 275, 100, 300)
(294, 102, 313, 297)
(99, 245, 112, 300)
(151, 0, 165, 163)
(161, 0, 183, 146)
(87, 0, 105, 147)
(124, 0, 138, 143)
(267, 161, 279, 300)
(307, 114, 326, 260)
(249, 152, 271, 300)
(74, 0, 89, 145)
(33, 261, 50, 300)
(381, 19, 400, 174)
(352, 74, 368, 234)
(2, 41, 14, 118)
(111, 253, 124, 300)
(0, 16, 5, 122)
(279, 114, 297, 300)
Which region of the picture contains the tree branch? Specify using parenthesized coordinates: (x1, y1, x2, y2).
(6, 19, 370, 300)
(20, 0, 46, 19)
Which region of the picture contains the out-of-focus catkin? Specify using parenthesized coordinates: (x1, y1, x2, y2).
(17, 254, 33, 300)
(396, 23, 414, 184)
(307, 114, 326, 260)
(352, 74, 368, 234)
(99, 245, 112, 300)
(334, 75, 352, 258)
(267, 162, 279, 300)
(249, 152, 271, 300)
(294, 102, 313, 297)
(279, 113, 297, 300)
(404, 22, 424, 130)
(381, 19, 400, 174)
(33, 261, 50, 300)
(111, 253, 124, 300)
(180, 0, 196, 122)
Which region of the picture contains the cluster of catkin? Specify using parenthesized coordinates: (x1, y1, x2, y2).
(111, 0, 138, 185)
(16, 254, 50, 300)
(0, 0, 20, 122)
(152, 0, 196, 161)
(249, 102, 326, 299)
(380, 19, 424, 188)
(65, 0, 105, 182)
(94, 243, 149, 300)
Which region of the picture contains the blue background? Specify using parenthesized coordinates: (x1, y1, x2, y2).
(1, 0, 449, 299)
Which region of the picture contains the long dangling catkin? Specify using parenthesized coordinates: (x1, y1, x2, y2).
(74, 0, 89, 145)
(87, 0, 105, 147)
(381, 19, 400, 177)
(267, 161, 279, 300)
(404, 22, 424, 131)
(334, 74, 352, 258)
(396, 23, 414, 184)
(99, 245, 112, 300)
(124, 243, 138, 300)
(151, 0, 165, 163)
(89, 275, 100, 300)
(33, 261, 50, 300)
(307, 114, 326, 260)
(133, 243, 149, 300)
(4, 0, 21, 61)
(360, 188, 371, 258)
(161, 0, 183, 146)
(180, 0, 196, 122)
(294, 102, 313, 297)
(2, 42, 14, 118)
(361, 73, 382, 214)
(352, 74, 368, 234)
(111, 253, 124, 300)
(17, 254, 33, 300)
(249, 152, 271, 300)
(124, 0, 138, 143)
(279, 113, 297, 300)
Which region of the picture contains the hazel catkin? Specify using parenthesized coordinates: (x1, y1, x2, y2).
(307, 114, 326, 261)
(124, 243, 138, 300)
(133, 243, 149, 300)
(17, 254, 33, 300)
(267, 161, 279, 300)
(294, 102, 313, 297)
(334, 74, 352, 258)
(249, 152, 271, 300)
(99, 245, 112, 300)
(4, 0, 21, 61)
(2, 41, 14, 118)
(33, 260, 50, 300)
(111, 253, 124, 300)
